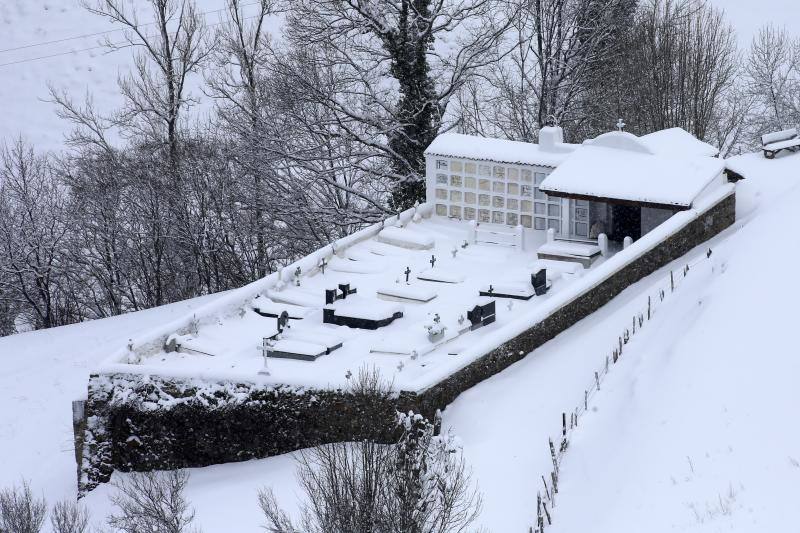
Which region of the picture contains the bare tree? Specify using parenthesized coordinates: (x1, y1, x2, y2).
(284, 0, 511, 209)
(82, 0, 211, 169)
(0, 140, 76, 330)
(0, 480, 47, 533)
(50, 500, 91, 533)
(623, 0, 738, 139)
(259, 413, 481, 533)
(107, 470, 198, 533)
(745, 24, 800, 137)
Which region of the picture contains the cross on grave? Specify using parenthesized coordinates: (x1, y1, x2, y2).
(487, 284, 494, 295)
(294, 266, 302, 286)
(616, 117, 626, 132)
(319, 257, 327, 275)
(430, 255, 437, 268)
(258, 337, 274, 375)
(461, 240, 469, 249)
(405, 266, 411, 283)
(451, 246, 458, 259)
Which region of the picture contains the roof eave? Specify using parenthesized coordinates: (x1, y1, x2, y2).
(424, 151, 559, 169)
(538, 188, 691, 211)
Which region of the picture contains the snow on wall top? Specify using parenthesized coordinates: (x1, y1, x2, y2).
(640, 127, 720, 158)
(540, 132, 725, 208)
(424, 132, 576, 168)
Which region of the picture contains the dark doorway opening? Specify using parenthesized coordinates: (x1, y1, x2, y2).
(611, 204, 641, 241)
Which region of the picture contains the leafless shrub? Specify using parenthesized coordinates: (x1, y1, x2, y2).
(107, 470, 198, 533)
(50, 500, 91, 533)
(0, 480, 47, 533)
(350, 365, 393, 399)
(259, 413, 482, 533)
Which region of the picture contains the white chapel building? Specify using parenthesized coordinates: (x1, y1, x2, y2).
(424, 125, 727, 245)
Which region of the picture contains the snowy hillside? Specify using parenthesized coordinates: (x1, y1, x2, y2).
(1, 150, 797, 532)
(0, 0, 258, 150)
(0, 0, 791, 151)
(546, 153, 800, 533)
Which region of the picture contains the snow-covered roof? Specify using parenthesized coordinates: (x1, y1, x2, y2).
(424, 132, 576, 168)
(640, 127, 720, 158)
(539, 131, 725, 208)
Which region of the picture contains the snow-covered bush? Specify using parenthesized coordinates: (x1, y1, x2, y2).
(0, 480, 46, 533)
(258, 412, 482, 533)
(107, 470, 197, 533)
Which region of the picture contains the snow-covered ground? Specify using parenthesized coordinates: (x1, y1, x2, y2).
(545, 152, 800, 533)
(0, 292, 225, 505)
(1, 150, 798, 531)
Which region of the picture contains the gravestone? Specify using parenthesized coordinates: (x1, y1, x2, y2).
(532, 268, 550, 296)
(467, 299, 496, 331)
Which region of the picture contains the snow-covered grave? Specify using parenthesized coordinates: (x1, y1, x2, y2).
(479, 283, 535, 300)
(376, 284, 438, 303)
(537, 240, 602, 268)
(377, 225, 435, 250)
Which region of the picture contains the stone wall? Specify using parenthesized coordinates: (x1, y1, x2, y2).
(412, 192, 735, 415)
(79, 373, 404, 494)
(79, 191, 735, 494)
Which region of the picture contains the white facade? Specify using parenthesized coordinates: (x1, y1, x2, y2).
(425, 156, 564, 232)
(424, 127, 727, 244)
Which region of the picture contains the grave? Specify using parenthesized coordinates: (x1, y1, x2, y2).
(377, 226, 435, 250)
(532, 268, 551, 296)
(467, 298, 496, 330)
(479, 283, 535, 300)
(537, 240, 601, 268)
(327, 256, 385, 274)
(265, 339, 329, 362)
(376, 284, 438, 303)
(323, 283, 403, 329)
(266, 287, 321, 308)
(251, 296, 313, 319)
(368, 241, 407, 256)
(417, 268, 465, 283)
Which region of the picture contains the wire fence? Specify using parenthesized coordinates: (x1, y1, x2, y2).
(532, 247, 714, 533)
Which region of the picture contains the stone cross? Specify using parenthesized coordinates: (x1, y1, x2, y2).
(430, 255, 436, 268)
(405, 266, 411, 283)
(616, 118, 626, 132)
(258, 337, 273, 375)
(319, 257, 327, 275)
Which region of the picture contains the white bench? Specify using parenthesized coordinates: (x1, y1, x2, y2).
(762, 128, 800, 159)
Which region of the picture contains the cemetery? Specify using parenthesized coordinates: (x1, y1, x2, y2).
(104, 213, 603, 389)
(77, 125, 738, 492)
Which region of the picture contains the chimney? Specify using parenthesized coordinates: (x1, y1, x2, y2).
(538, 126, 564, 152)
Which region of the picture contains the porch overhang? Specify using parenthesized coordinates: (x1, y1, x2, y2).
(537, 188, 691, 211)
